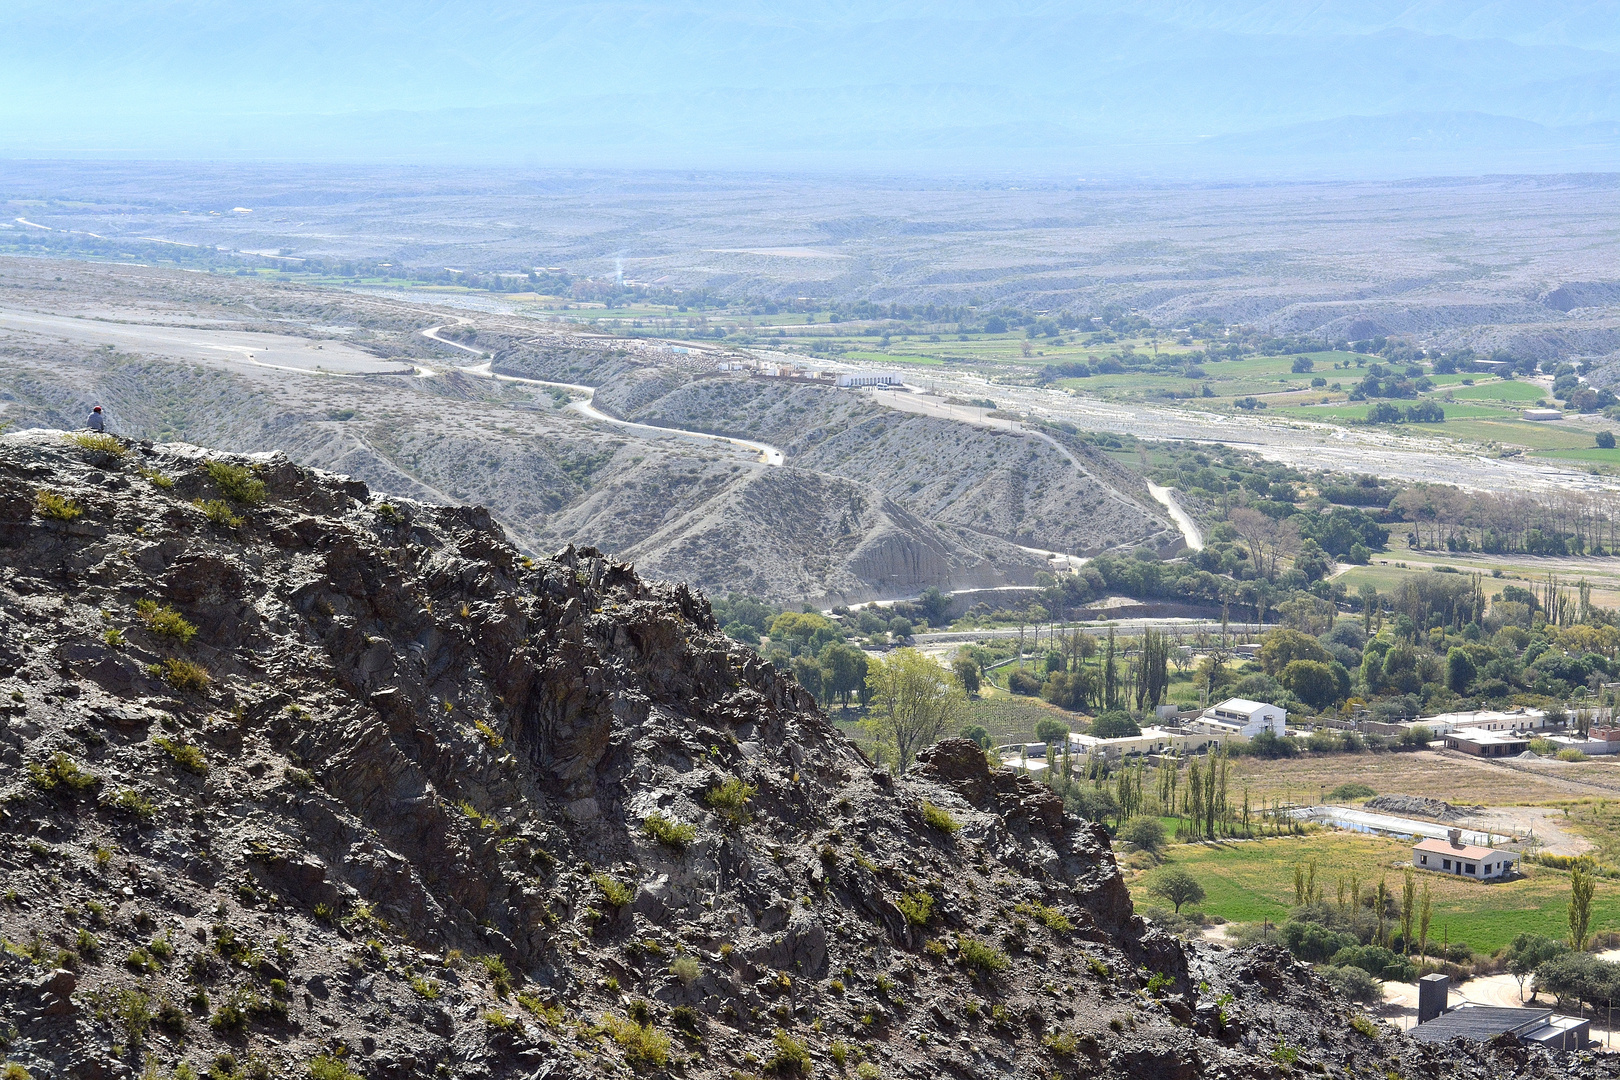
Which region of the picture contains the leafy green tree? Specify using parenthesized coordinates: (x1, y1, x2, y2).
(951, 657, 981, 695)
(917, 586, 952, 626)
(1118, 816, 1166, 855)
(1446, 647, 1476, 693)
(1570, 867, 1596, 951)
(819, 641, 869, 707)
(1035, 717, 1071, 748)
(1146, 866, 1205, 913)
(1505, 933, 1567, 1001)
(1090, 710, 1141, 739)
(1258, 628, 1333, 676)
(862, 648, 966, 773)
(1007, 669, 1042, 696)
(790, 655, 824, 702)
(1280, 659, 1339, 711)
(959, 724, 992, 749)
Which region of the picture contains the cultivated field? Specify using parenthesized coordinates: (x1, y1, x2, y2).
(1129, 832, 1620, 955)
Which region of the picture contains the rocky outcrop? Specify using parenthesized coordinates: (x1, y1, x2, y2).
(0, 431, 1604, 1080)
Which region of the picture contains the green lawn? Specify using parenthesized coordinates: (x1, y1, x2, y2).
(1133, 832, 1620, 954)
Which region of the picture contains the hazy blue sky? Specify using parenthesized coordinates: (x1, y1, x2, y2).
(6, 1, 1620, 176)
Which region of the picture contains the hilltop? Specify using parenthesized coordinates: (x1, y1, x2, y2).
(0, 431, 1605, 1080)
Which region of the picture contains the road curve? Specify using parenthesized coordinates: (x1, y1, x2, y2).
(419, 322, 784, 465)
(1147, 483, 1204, 551)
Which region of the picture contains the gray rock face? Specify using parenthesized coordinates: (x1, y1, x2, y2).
(0, 430, 1595, 1080)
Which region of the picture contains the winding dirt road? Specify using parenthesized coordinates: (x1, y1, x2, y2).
(419, 324, 785, 466)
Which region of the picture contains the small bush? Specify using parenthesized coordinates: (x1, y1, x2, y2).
(409, 976, 440, 999)
(375, 502, 405, 524)
(69, 432, 127, 458)
(307, 1056, 362, 1080)
(1016, 901, 1072, 932)
(154, 737, 209, 775)
(897, 891, 934, 927)
(593, 873, 634, 908)
(152, 657, 211, 691)
(1556, 748, 1589, 762)
(28, 752, 101, 794)
(920, 802, 960, 834)
(473, 719, 504, 748)
(955, 934, 1009, 974)
(476, 954, 513, 996)
(669, 955, 701, 985)
(135, 600, 198, 643)
(203, 461, 267, 505)
(704, 778, 758, 826)
(1328, 782, 1376, 801)
(597, 1013, 672, 1068)
(195, 499, 244, 528)
(1348, 1011, 1382, 1037)
(856, 1064, 880, 1080)
(34, 490, 82, 521)
(516, 993, 565, 1026)
(111, 787, 156, 821)
(483, 1009, 520, 1031)
(139, 468, 174, 489)
(643, 814, 698, 850)
(766, 1028, 812, 1076)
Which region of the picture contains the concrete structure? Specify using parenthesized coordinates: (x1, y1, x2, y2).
(1418, 973, 1450, 1024)
(836, 372, 903, 388)
(1443, 729, 1530, 756)
(1193, 698, 1286, 738)
(1413, 830, 1519, 879)
(1414, 1005, 1589, 1048)
(1521, 408, 1564, 421)
(1550, 733, 1620, 756)
(1412, 975, 1589, 1049)
(1066, 725, 1225, 760)
(1368, 707, 1550, 739)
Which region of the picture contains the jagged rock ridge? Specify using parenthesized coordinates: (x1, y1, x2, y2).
(0, 431, 1603, 1080)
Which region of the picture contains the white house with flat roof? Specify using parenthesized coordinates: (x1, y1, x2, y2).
(1413, 830, 1519, 880)
(1193, 698, 1286, 738)
(1065, 725, 1226, 760)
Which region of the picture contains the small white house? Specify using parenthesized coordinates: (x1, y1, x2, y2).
(1195, 698, 1287, 738)
(1413, 830, 1519, 880)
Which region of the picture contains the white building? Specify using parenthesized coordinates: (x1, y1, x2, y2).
(1066, 725, 1225, 760)
(1413, 830, 1519, 880)
(836, 372, 903, 388)
(1193, 698, 1286, 738)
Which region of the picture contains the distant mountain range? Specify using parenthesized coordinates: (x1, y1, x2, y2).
(6, 1, 1620, 176)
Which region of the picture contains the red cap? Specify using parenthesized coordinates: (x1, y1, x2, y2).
(93, 406, 102, 412)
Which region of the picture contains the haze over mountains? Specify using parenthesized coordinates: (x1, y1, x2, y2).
(7, 1, 1620, 175)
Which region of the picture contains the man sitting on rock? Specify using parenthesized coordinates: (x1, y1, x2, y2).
(87, 405, 105, 432)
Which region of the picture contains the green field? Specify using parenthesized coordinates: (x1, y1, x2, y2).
(1131, 832, 1620, 954)
(1451, 380, 1548, 403)
(1534, 446, 1620, 466)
